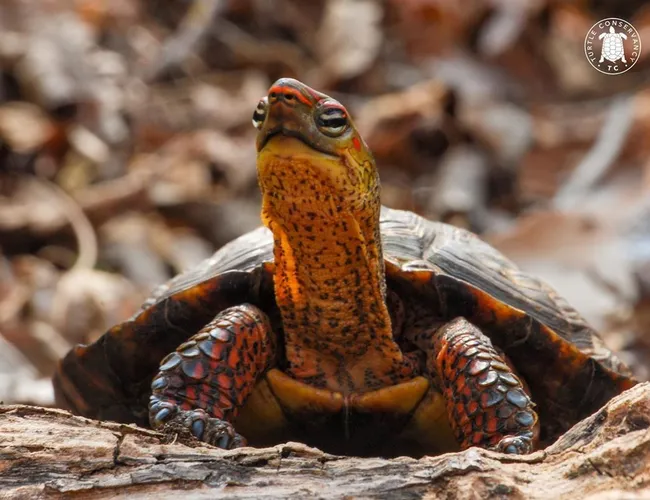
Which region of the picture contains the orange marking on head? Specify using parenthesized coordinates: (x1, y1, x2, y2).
(352, 137, 361, 151)
(302, 84, 325, 101)
(269, 84, 313, 107)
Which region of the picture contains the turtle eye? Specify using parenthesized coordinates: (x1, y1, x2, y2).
(316, 107, 348, 137)
(252, 99, 267, 129)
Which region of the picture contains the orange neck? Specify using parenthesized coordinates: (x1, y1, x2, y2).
(260, 154, 403, 392)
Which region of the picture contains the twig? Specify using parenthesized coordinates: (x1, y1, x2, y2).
(144, 0, 227, 81)
(31, 176, 98, 271)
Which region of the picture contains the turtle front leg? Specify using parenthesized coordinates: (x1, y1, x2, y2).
(414, 317, 539, 454)
(148, 304, 276, 449)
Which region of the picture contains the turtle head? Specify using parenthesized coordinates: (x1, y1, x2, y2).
(254, 78, 378, 211)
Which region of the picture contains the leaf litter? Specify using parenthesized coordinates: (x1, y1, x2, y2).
(0, 0, 649, 405)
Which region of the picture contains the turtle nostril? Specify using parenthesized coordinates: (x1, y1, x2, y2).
(284, 93, 294, 101)
(270, 92, 277, 99)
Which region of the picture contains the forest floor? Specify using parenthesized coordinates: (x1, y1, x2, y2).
(0, 1, 649, 497)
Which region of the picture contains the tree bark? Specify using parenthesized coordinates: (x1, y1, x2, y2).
(1, 383, 650, 499)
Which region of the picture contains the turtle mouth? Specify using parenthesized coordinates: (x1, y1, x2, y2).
(259, 126, 337, 158)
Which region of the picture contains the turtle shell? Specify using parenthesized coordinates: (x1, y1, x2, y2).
(53, 206, 636, 442)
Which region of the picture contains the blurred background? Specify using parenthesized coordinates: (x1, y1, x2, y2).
(0, 0, 649, 408)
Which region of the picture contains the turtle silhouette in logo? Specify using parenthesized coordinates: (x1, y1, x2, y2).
(599, 26, 627, 63)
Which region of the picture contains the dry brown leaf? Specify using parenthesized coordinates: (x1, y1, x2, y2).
(488, 211, 635, 332)
(0, 332, 47, 405)
(460, 101, 532, 167)
(356, 80, 454, 170)
(0, 178, 66, 235)
(189, 72, 269, 130)
(50, 268, 140, 345)
(0, 102, 54, 153)
(488, 170, 647, 333)
(386, 0, 486, 58)
(150, 227, 214, 275)
(100, 214, 171, 290)
(316, 0, 383, 82)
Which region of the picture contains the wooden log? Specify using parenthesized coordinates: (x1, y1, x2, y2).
(1, 383, 649, 499)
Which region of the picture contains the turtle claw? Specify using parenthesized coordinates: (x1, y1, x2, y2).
(152, 406, 246, 449)
(495, 434, 534, 455)
(151, 401, 177, 425)
(193, 409, 246, 449)
(191, 419, 205, 439)
(207, 424, 247, 449)
(203, 421, 246, 449)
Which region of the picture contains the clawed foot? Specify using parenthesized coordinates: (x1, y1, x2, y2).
(150, 402, 246, 449)
(495, 433, 534, 455)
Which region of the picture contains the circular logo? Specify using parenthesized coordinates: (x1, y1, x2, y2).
(584, 18, 642, 75)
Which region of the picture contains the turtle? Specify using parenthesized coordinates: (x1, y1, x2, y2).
(599, 26, 628, 63)
(53, 78, 636, 457)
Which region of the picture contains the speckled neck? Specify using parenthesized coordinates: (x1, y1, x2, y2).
(259, 154, 404, 393)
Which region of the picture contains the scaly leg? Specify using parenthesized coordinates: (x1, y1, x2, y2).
(413, 317, 539, 453)
(149, 304, 276, 449)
